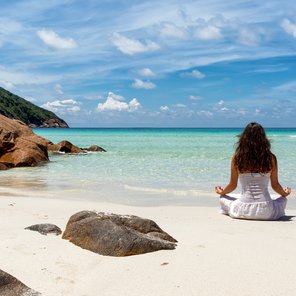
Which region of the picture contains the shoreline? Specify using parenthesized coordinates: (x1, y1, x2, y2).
(1, 194, 296, 296)
(1, 183, 295, 209)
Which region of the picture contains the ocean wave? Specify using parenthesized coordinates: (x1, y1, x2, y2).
(124, 184, 212, 197)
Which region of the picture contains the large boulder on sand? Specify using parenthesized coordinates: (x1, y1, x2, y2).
(0, 114, 51, 169)
(0, 269, 41, 296)
(62, 211, 177, 256)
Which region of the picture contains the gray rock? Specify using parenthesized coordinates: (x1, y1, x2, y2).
(0, 269, 41, 296)
(37, 118, 68, 128)
(25, 224, 62, 236)
(62, 211, 177, 256)
(83, 145, 106, 152)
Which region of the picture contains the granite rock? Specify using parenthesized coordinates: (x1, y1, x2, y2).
(47, 140, 84, 154)
(25, 224, 62, 236)
(0, 115, 50, 169)
(83, 145, 107, 152)
(62, 211, 177, 256)
(0, 114, 106, 169)
(0, 269, 41, 296)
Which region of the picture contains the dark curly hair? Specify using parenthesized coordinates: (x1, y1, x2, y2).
(234, 122, 273, 173)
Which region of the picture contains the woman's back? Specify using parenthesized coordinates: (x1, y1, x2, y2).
(239, 173, 272, 203)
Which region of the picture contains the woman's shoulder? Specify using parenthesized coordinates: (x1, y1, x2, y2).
(271, 153, 277, 166)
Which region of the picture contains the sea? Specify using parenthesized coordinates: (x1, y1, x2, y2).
(1, 128, 296, 208)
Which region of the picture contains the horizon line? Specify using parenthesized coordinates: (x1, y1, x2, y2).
(34, 126, 296, 129)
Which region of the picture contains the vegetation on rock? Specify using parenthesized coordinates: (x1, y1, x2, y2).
(0, 87, 68, 128)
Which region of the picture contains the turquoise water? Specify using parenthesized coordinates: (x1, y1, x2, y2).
(1, 128, 295, 207)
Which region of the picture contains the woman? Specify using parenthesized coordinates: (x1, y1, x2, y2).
(215, 122, 291, 220)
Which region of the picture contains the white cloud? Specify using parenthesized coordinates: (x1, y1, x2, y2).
(42, 99, 80, 113)
(237, 108, 248, 116)
(160, 23, 187, 39)
(194, 25, 222, 40)
(218, 100, 224, 105)
(273, 80, 296, 92)
(238, 28, 260, 46)
(191, 70, 205, 79)
(67, 106, 80, 112)
(96, 92, 141, 112)
(197, 110, 214, 118)
(54, 83, 64, 94)
(84, 95, 104, 101)
(37, 29, 77, 50)
(107, 92, 125, 101)
(0, 80, 14, 90)
(0, 18, 22, 35)
(24, 96, 37, 103)
(60, 99, 78, 105)
(110, 32, 160, 55)
(255, 108, 261, 115)
(98, 98, 128, 111)
(189, 95, 202, 101)
(181, 69, 205, 79)
(173, 103, 186, 108)
(129, 98, 141, 111)
(132, 79, 156, 89)
(0, 67, 58, 86)
(138, 68, 155, 77)
(0, 18, 22, 47)
(160, 106, 169, 112)
(281, 19, 296, 38)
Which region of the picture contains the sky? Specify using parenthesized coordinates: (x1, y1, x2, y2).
(0, 0, 296, 127)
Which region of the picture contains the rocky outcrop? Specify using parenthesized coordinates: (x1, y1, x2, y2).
(29, 118, 68, 128)
(0, 269, 41, 296)
(83, 145, 107, 152)
(0, 115, 51, 169)
(0, 86, 69, 128)
(62, 211, 177, 257)
(0, 114, 106, 169)
(48, 142, 107, 154)
(25, 224, 62, 236)
(48, 140, 84, 154)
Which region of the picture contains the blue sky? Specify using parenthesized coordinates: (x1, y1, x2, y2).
(0, 0, 296, 127)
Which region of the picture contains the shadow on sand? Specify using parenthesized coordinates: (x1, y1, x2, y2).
(278, 215, 295, 222)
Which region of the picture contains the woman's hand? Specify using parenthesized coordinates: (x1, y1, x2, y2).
(214, 157, 238, 196)
(215, 186, 224, 195)
(283, 187, 291, 197)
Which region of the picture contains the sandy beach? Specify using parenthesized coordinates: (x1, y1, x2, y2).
(1, 194, 296, 296)
(1, 0, 296, 294)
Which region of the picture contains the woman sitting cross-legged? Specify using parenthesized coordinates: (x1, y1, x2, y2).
(215, 122, 291, 220)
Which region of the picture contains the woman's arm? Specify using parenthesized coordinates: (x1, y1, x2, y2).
(270, 154, 291, 197)
(215, 156, 238, 196)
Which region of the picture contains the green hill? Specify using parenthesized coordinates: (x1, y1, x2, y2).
(0, 87, 68, 128)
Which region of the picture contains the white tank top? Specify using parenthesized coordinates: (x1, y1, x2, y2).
(239, 173, 272, 203)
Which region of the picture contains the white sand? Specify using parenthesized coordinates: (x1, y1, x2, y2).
(1, 195, 296, 296)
